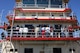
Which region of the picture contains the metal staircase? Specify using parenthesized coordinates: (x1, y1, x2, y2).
(2, 40, 14, 53)
(2, 10, 15, 53)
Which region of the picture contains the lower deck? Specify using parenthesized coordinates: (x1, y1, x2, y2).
(2, 40, 80, 53)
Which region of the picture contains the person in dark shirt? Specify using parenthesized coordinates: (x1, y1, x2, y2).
(7, 25, 11, 29)
(1, 32, 6, 39)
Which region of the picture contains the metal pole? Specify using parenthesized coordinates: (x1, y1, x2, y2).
(9, 10, 15, 53)
(0, 10, 4, 26)
(48, 0, 50, 8)
(72, 12, 74, 18)
(10, 10, 15, 43)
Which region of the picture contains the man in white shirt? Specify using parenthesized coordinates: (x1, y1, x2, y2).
(23, 27, 28, 36)
(35, 26, 39, 38)
(19, 26, 23, 36)
(23, 27, 28, 33)
(45, 26, 50, 36)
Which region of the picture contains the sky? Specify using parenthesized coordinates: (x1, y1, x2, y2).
(0, 0, 80, 36)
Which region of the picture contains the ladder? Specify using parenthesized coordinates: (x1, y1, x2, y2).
(2, 10, 15, 53)
(2, 40, 13, 53)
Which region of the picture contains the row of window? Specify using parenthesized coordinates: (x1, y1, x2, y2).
(24, 48, 75, 53)
(10, 48, 62, 53)
(9, 48, 76, 53)
(23, 0, 62, 5)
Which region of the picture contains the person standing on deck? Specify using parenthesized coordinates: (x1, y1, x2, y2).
(35, 26, 39, 38)
(45, 26, 50, 36)
(50, 26, 54, 37)
(41, 26, 45, 38)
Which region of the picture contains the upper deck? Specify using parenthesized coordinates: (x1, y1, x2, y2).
(15, 0, 69, 9)
(6, 9, 77, 25)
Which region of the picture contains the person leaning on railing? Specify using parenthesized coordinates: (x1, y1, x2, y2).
(19, 26, 23, 36)
(64, 26, 69, 37)
(68, 25, 74, 37)
(50, 26, 54, 37)
(23, 27, 28, 36)
(35, 26, 39, 38)
(45, 26, 50, 36)
(61, 27, 65, 36)
(41, 26, 45, 37)
(1, 32, 6, 39)
(73, 29, 80, 38)
(4, 22, 11, 30)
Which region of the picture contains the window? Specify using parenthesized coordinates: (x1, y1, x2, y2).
(53, 48, 62, 53)
(51, 0, 62, 5)
(37, 0, 48, 4)
(25, 24, 34, 33)
(32, 13, 36, 16)
(38, 24, 49, 27)
(23, 0, 35, 4)
(25, 24, 34, 29)
(24, 48, 33, 53)
(55, 25, 62, 29)
(54, 24, 62, 32)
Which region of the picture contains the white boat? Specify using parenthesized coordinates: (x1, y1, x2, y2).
(0, 0, 80, 53)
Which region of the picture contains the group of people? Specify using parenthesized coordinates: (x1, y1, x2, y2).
(73, 29, 80, 37)
(2, 23, 80, 38)
(35, 26, 53, 37)
(61, 26, 80, 37)
(15, 25, 54, 37)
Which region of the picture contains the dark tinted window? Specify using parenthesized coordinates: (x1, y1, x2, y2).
(51, 0, 62, 5)
(55, 25, 61, 29)
(25, 24, 34, 29)
(53, 48, 62, 53)
(23, 0, 35, 4)
(37, 0, 48, 4)
(24, 48, 33, 53)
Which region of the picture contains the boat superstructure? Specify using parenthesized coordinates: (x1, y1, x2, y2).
(0, 0, 80, 53)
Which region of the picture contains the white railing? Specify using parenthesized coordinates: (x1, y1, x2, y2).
(6, 29, 80, 38)
(16, 3, 67, 8)
(15, 16, 76, 20)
